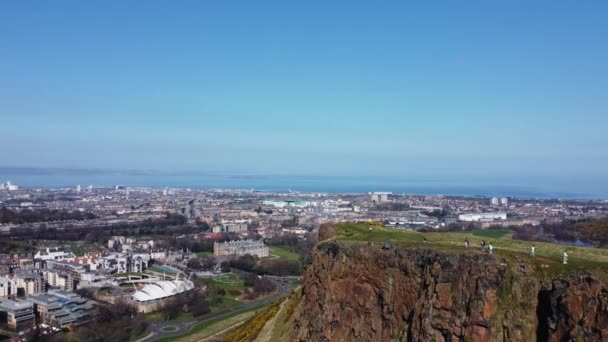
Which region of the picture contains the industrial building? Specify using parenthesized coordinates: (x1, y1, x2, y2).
(458, 212, 507, 222)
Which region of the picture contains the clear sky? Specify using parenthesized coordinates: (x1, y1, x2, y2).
(1, 1, 607, 186)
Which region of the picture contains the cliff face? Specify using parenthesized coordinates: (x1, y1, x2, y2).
(291, 241, 608, 342)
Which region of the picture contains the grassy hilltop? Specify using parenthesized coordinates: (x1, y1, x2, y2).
(328, 223, 608, 278)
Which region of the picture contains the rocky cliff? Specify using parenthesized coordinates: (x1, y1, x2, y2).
(291, 241, 608, 342)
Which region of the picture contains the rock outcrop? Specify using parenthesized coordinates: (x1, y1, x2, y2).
(291, 241, 608, 342)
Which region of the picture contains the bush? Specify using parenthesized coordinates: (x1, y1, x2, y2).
(191, 301, 211, 317)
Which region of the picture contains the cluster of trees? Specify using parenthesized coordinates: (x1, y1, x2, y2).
(160, 289, 210, 320)
(239, 273, 276, 299)
(575, 219, 608, 247)
(187, 256, 217, 271)
(257, 258, 302, 276)
(0, 207, 96, 224)
(226, 254, 302, 276)
(512, 219, 608, 247)
(512, 225, 552, 243)
(2, 213, 201, 242)
(170, 232, 242, 254)
(62, 300, 146, 342)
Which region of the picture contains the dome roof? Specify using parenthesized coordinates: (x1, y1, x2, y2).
(132, 280, 194, 302)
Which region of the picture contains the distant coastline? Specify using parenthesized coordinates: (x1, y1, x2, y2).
(0, 167, 604, 200)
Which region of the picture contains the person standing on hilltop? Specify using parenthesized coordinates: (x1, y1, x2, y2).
(530, 244, 536, 257)
(464, 239, 469, 248)
(488, 242, 494, 255)
(563, 250, 568, 265)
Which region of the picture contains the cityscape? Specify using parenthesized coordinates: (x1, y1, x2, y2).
(0, 181, 607, 340)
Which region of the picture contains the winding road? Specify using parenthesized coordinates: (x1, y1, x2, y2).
(137, 280, 295, 342)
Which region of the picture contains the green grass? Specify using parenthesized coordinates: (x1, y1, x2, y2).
(196, 251, 214, 257)
(330, 223, 608, 276)
(206, 273, 245, 291)
(161, 326, 178, 332)
(334, 223, 424, 243)
(144, 311, 196, 323)
(210, 294, 242, 311)
(468, 229, 513, 239)
(70, 246, 84, 256)
(269, 246, 301, 262)
(147, 266, 174, 273)
(154, 303, 270, 342)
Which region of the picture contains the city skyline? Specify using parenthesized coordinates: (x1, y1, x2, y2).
(1, 2, 607, 193)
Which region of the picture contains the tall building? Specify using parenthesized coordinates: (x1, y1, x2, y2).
(76, 185, 81, 193)
(500, 197, 509, 206)
(370, 192, 391, 203)
(490, 197, 500, 206)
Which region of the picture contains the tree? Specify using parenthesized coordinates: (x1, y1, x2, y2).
(220, 261, 231, 273)
(191, 301, 211, 317)
(187, 257, 202, 270)
(230, 254, 257, 272)
(200, 256, 217, 271)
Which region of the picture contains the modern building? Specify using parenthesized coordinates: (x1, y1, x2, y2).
(96, 253, 150, 274)
(370, 192, 391, 203)
(12, 270, 44, 296)
(214, 240, 269, 258)
(131, 279, 195, 303)
(458, 212, 507, 222)
(500, 197, 509, 206)
(34, 247, 75, 261)
(490, 197, 500, 206)
(0, 299, 35, 331)
(28, 291, 96, 328)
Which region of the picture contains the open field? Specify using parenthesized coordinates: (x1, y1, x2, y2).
(331, 223, 608, 277)
(205, 273, 245, 291)
(268, 246, 301, 262)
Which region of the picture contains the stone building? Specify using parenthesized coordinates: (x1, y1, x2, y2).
(213, 240, 269, 258)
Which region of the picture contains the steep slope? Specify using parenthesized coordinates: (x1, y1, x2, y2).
(291, 240, 608, 342)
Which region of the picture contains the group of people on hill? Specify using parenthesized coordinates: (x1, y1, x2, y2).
(463, 239, 496, 254)
(529, 243, 568, 264)
(462, 239, 569, 264)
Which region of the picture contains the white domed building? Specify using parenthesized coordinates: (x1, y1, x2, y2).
(132, 279, 194, 302)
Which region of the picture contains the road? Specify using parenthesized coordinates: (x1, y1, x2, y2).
(137, 280, 294, 342)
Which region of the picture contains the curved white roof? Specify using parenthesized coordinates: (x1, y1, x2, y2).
(132, 280, 194, 302)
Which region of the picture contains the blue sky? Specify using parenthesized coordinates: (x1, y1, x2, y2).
(1, 1, 607, 186)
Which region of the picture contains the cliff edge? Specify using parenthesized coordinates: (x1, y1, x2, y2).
(291, 240, 608, 342)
